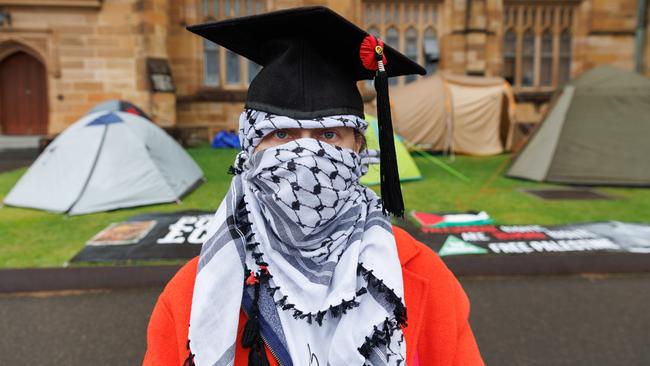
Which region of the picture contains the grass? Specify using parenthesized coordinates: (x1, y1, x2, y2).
(1, 145, 649, 268)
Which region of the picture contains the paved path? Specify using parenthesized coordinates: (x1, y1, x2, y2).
(464, 274, 650, 366)
(2, 274, 649, 365)
(0, 288, 158, 365)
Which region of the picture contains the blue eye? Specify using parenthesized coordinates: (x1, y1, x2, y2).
(323, 131, 336, 139)
(275, 130, 289, 139)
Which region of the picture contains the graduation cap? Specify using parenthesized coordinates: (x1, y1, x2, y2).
(187, 6, 426, 217)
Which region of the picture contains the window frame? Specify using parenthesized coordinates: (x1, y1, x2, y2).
(503, 2, 576, 92)
(361, 0, 441, 88)
(200, 0, 265, 89)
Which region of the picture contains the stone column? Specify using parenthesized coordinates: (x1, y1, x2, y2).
(135, 0, 176, 127)
(485, 0, 503, 76)
(444, 0, 468, 74)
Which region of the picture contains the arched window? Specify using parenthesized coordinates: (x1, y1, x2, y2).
(423, 27, 439, 75)
(503, 4, 576, 89)
(503, 29, 516, 85)
(225, 49, 240, 84)
(393, 3, 400, 23)
(408, 4, 417, 23)
(203, 0, 219, 18)
(364, 3, 372, 24)
(386, 27, 400, 86)
(367, 27, 380, 38)
(559, 30, 572, 85)
(224, 0, 230, 15)
(385, 2, 393, 23)
(201, 0, 265, 87)
(248, 60, 261, 83)
(540, 30, 553, 86)
(405, 27, 418, 83)
(521, 29, 534, 87)
(203, 39, 219, 86)
(362, 1, 440, 87)
(386, 27, 400, 50)
(375, 4, 381, 24)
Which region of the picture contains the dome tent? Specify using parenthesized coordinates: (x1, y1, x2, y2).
(507, 66, 650, 186)
(360, 115, 422, 186)
(4, 111, 203, 215)
(87, 99, 151, 120)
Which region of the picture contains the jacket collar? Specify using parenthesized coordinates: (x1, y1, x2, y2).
(393, 225, 422, 267)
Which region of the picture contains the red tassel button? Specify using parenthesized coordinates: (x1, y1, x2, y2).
(360, 35, 387, 71)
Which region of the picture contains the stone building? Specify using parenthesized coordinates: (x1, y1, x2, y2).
(0, 0, 649, 141)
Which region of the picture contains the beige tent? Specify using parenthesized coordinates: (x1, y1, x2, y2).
(386, 71, 516, 155)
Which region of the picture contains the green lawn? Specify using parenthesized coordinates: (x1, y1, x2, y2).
(1, 145, 649, 268)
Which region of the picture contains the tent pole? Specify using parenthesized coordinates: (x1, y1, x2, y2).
(408, 145, 470, 183)
(65, 124, 110, 214)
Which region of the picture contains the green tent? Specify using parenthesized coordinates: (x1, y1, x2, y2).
(507, 66, 650, 186)
(361, 115, 422, 186)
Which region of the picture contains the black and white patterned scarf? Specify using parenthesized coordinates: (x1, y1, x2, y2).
(188, 109, 407, 365)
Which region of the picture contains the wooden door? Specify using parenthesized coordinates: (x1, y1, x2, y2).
(0, 52, 48, 135)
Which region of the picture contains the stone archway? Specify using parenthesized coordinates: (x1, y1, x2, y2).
(0, 50, 48, 135)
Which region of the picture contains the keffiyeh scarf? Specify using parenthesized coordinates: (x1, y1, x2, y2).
(188, 110, 407, 366)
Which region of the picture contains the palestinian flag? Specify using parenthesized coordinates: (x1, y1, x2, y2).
(410, 211, 493, 228)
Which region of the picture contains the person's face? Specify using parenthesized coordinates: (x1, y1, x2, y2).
(254, 127, 362, 153)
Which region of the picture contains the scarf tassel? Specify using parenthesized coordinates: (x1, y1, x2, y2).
(357, 317, 404, 364)
(241, 316, 260, 348)
(241, 270, 270, 366)
(248, 339, 270, 366)
(358, 264, 408, 327)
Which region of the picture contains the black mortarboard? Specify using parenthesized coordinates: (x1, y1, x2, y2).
(187, 6, 426, 217)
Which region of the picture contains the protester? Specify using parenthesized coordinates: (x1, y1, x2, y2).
(144, 6, 483, 366)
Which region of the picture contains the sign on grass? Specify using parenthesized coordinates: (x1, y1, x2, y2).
(71, 210, 650, 263)
(403, 221, 650, 256)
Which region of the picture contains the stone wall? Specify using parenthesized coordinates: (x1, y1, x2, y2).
(573, 0, 638, 75)
(2, 0, 650, 137)
(0, 0, 177, 135)
(1, 0, 141, 134)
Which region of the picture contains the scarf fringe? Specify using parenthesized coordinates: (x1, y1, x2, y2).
(266, 288, 366, 326)
(357, 317, 405, 365)
(238, 196, 406, 364)
(242, 226, 407, 329)
(358, 264, 408, 327)
(240, 198, 271, 366)
(183, 340, 196, 366)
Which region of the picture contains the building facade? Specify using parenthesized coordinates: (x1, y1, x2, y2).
(0, 0, 649, 139)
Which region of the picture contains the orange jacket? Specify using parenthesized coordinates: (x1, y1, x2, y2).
(143, 226, 484, 366)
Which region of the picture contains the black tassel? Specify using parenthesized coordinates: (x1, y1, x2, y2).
(315, 311, 326, 326)
(373, 49, 404, 217)
(241, 280, 270, 366)
(248, 340, 270, 366)
(241, 316, 259, 348)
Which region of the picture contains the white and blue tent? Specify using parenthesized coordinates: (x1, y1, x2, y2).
(4, 111, 203, 215)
